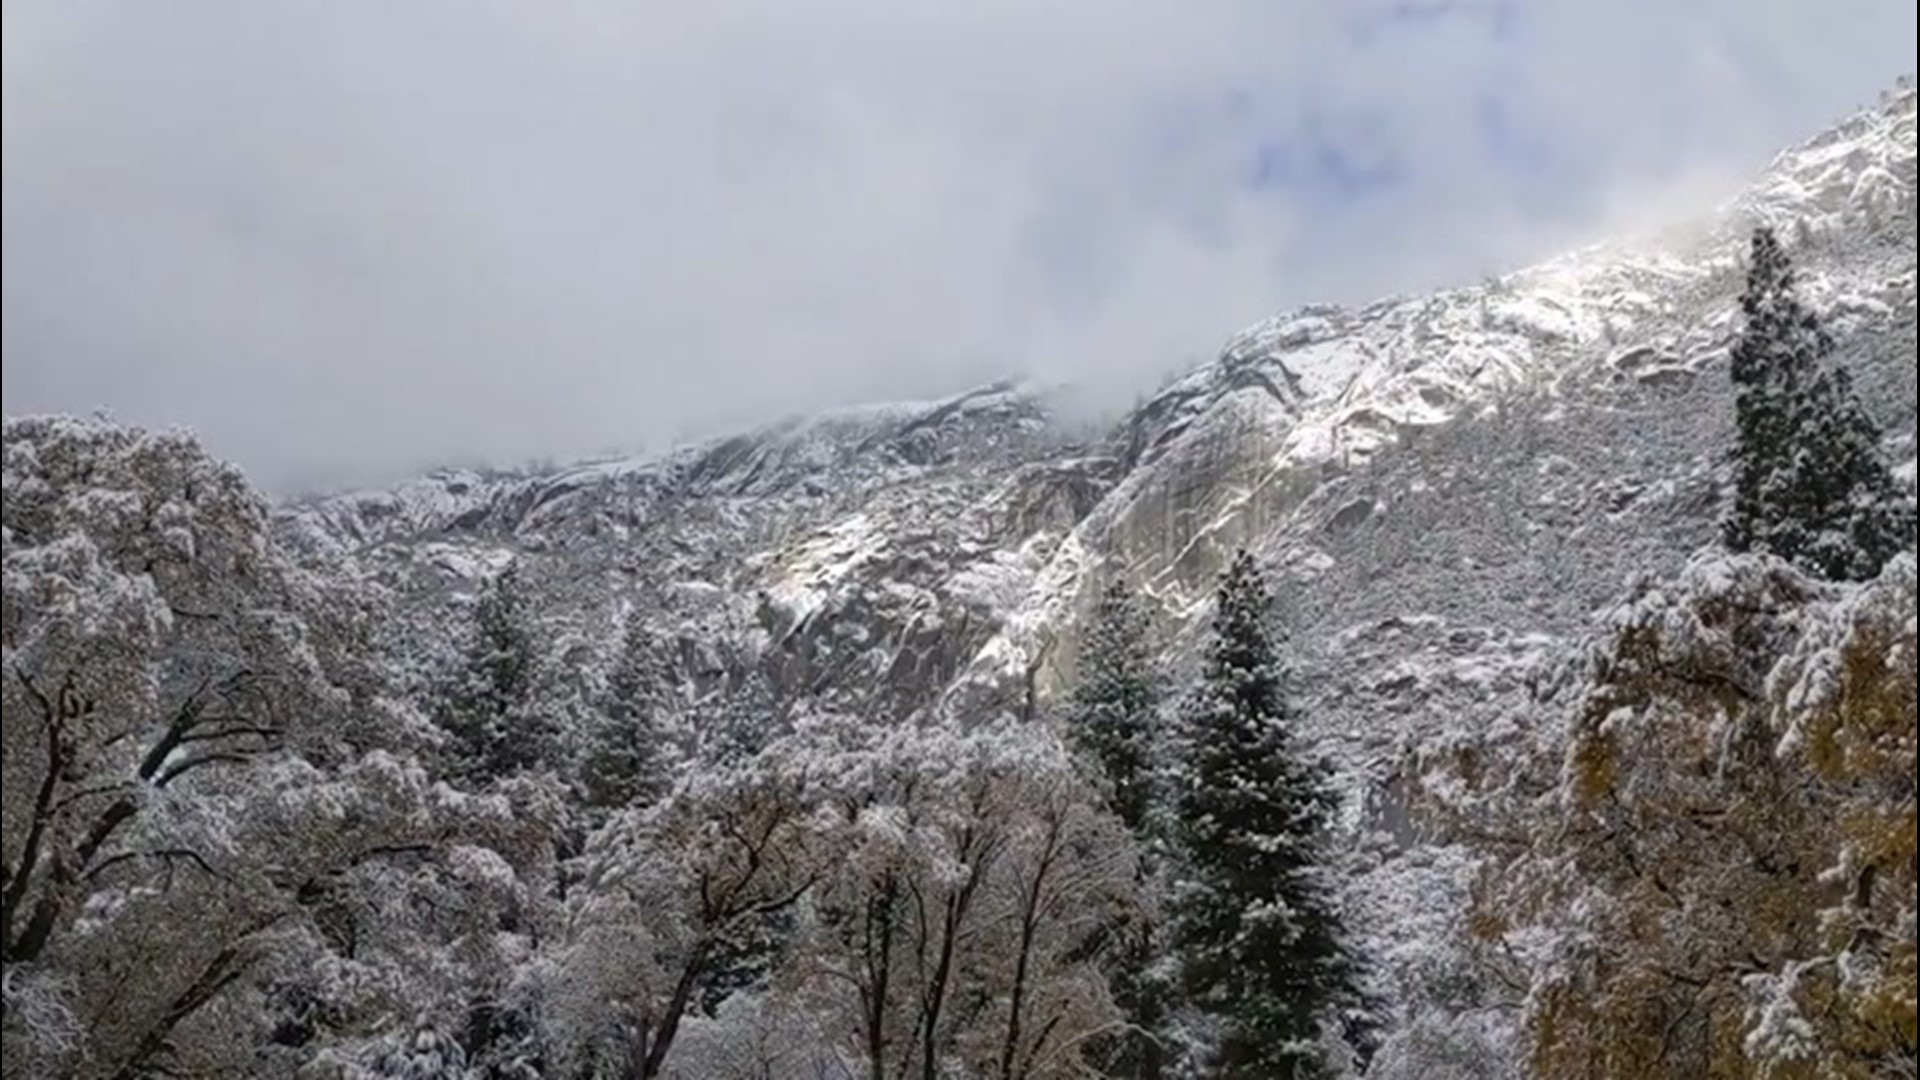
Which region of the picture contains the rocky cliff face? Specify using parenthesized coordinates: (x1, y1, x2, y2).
(280, 87, 1917, 1008)
(286, 83, 1915, 742)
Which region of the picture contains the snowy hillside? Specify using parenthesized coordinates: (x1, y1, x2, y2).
(275, 81, 1918, 779)
(7, 76, 1916, 1080)
(257, 83, 1917, 1074)
(990, 84, 1916, 687)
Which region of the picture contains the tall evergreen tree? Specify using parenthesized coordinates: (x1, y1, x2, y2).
(439, 559, 553, 784)
(577, 606, 674, 814)
(695, 666, 779, 768)
(1067, 578, 1159, 834)
(1724, 225, 1914, 581)
(1174, 550, 1370, 1079)
(1064, 578, 1170, 1079)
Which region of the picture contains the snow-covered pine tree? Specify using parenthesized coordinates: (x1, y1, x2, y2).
(1724, 225, 1915, 581)
(1064, 577, 1171, 1079)
(364, 1023, 474, 1079)
(576, 606, 673, 814)
(695, 667, 778, 768)
(439, 559, 553, 784)
(1174, 550, 1370, 1079)
(1066, 578, 1159, 834)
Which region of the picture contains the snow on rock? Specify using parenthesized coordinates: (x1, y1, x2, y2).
(763, 513, 888, 634)
(1273, 337, 1377, 404)
(944, 534, 1052, 618)
(264, 85, 1917, 1074)
(962, 84, 1916, 715)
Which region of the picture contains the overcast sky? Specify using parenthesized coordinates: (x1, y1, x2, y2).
(3, 0, 1915, 492)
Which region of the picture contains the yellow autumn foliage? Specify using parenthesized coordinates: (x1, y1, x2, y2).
(1461, 553, 1916, 1079)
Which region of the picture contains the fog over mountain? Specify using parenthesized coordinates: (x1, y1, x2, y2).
(3, 0, 1915, 490)
(4, 5, 1918, 1079)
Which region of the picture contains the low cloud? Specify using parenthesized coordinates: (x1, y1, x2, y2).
(3, 0, 1913, 491)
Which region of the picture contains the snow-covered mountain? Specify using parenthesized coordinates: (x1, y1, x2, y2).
(285, 84, 1915, 746)
(278, 84, 1913, 1023)
(10, 68, 1913, 1080)
(245, 81, 1919, 1074)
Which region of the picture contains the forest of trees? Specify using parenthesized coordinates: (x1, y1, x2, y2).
(1424, 228, 1917, 1079)
(2, 227, 1914, 1078)
(0, 413, 1375, 1079)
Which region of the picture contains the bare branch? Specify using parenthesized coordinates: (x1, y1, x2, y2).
(154, 752, 255, 789)
(83, 848, 227, 887)
(0, 676, 65, 959)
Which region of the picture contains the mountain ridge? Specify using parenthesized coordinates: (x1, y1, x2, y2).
(5, 77, 1910, 1080)
(281, 85, 1915, 740)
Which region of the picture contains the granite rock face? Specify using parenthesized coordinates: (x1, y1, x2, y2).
(280, 87, 1917, 1029)
(286, 85, 1915, 736)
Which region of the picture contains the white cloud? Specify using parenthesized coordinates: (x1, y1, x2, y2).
(2, 0, 1913, 490)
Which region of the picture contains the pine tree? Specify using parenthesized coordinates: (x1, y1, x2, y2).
(1064, 578, 1170, 1079)
(365, 1023, 473, 1079)
(1724, 226, 1914, 581)
(439, 559, 553, 784)
(577, 606, 673, 813)
(1174, 550, 1370, 1079)
(1067, 578, 1159, 834)
(695, 667, 778, 768)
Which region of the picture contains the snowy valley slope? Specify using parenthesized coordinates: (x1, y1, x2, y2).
(277, 85, 1918, 1062)
(286, 85, 1914, 763)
